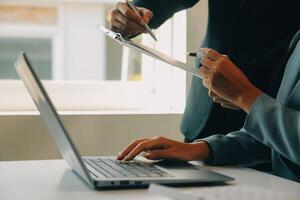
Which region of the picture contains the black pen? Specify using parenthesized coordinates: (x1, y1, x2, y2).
(186, 52, 202, 58)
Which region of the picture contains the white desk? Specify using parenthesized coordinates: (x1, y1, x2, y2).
(0, 160, 299, 200)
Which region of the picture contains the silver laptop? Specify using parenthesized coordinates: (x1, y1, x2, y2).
(14, 52, 234, 189)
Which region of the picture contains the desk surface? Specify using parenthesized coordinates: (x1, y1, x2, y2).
(0, 160, 299, 200)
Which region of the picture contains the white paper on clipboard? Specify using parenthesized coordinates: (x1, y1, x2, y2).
(99, 26, 202, 79)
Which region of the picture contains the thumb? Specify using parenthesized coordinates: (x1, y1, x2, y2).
(144, 149, 173, 160)
(138, 8, 153, 23)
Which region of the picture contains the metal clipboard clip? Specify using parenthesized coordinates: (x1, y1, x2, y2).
(99, 26, 126, 43)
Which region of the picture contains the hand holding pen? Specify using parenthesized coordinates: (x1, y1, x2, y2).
(187, 48, 241, 110)
(109, 1, 156, 40)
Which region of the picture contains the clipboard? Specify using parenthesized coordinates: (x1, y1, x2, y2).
(99, 26, 202, 79)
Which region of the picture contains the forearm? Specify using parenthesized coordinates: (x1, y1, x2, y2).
(234, 85, 262, 113)
(188, 141, 211, 161)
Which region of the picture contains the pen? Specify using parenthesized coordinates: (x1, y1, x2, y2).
(126, 0, 157, 41)
(186, 52, 203, 58)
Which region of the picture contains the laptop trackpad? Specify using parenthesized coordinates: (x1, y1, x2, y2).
(156, 159, 223, 180)
(157, 159, 195, 168)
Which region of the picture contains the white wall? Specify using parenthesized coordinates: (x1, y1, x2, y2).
(0, 114, 183, 161)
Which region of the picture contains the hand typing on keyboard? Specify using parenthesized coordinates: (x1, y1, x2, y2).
(116, 137, 210, 162)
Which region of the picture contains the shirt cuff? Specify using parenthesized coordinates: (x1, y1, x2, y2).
(243, 93, 276, 133)
(195, 135, 229, 165)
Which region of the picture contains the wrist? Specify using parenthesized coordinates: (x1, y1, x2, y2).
(189, 141, 211, 161)
(236, 86, 262, 113)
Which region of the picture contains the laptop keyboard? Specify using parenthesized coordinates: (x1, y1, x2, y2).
(83, 158, 172, 178)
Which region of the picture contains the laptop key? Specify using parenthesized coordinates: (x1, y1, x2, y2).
(117, 162, 148, 177)
(85, 158, 172, 178)
(84, 159, 115, 178)
(92, 160, 126, 177)
(103, 159, 138, 177)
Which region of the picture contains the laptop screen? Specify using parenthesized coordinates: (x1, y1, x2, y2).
(14, 52, 93, 186)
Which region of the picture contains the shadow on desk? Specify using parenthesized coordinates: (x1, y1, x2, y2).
(57, 169, 92, 191)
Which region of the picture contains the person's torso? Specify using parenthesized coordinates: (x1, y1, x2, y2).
(182, 0, 300, 142)
(204, 0, 300, 85)
(272, 38, 300, 182)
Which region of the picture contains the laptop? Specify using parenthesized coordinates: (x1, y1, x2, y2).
(14, 52, 234, 189)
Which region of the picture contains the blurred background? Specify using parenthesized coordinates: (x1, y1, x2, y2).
(0, 0, 208, 161)
(0, 1, 144, 81)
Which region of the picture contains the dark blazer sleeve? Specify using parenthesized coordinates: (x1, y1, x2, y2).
(242, 93, 300, 166)
(133, 0, 199, 28)
(202, 92, 300, 167)
(200, 129, 271, 166)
